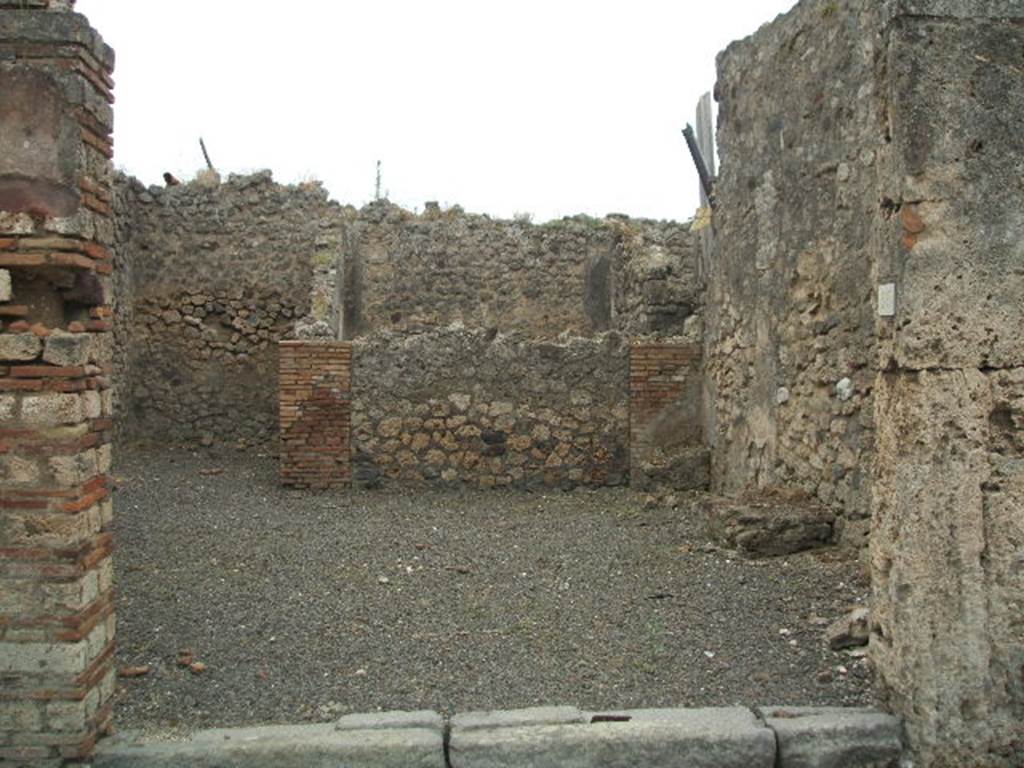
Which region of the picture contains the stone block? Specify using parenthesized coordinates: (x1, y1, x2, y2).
(825, 608, 870, 651)
(0, 453, 41, 484)
(94, 722, 445, 768)
(889, 0, 1024, 21)
(82, 389, 102, 419)
(83, 609, 109, 658)
(20, 392, 83, 426)
(632, 448, 710, 492)
(453, 706, 587, 732)
(871, 367, 1024, 762)
(758, 706, 902, 768)
(704, 493, 835, 557)
(335, 710, 441, 732)
(43, 330, 91, 367)
(47, 689, 99, 733)
(0, 332, 42, 361)
(449, 707, 775, 768)
(48, 449, 97, 486)
(885, 16, 1024, 370)
(0, 639, 89, 676)
(99, 497, 113, 526)
(38, 568, 98, 612)
(97, 443, 112, 473)
(1, 508, 93, 549)
(0, 268, 10, 302)
(0, 701, 43, 732)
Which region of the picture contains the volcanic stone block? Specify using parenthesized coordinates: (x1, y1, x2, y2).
(871, 367, 1024, 764)
(453, 707, 588, 732)
(704, 493, 835, 557)
(19, 391, 83, 426)
(632, 448, 710, 492)
(758, 706, 902, 768)
(0, 332, 42, 361)
(449, 707, 776, 768)
(95, 723, 445, 768)
(335, 710, 442, 732)
(43, 328, 91, 366)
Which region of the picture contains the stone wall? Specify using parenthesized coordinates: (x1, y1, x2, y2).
(350, 329, 631, 489)
(707, 0, 1024, 762)
(868, 3, 1024, 765)
(114, 184, 702, 449)
(109, 173, 137, 444)
(704, 0, 886, 545)
(612, 219, 703, 339)
(338, 203, 701, 341)
(279, 341, 351, 489)
(281, 336, 710, 492)
(113, 172, 349, 448)
(0, 2, 118, 763)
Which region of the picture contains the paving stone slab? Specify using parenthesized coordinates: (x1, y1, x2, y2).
(758, 706, 903, 768)
(93, 722, 445, 768)
(453, 705, 587, 731)
(449, 706, 775, 768)
(336, 709, 442, 731)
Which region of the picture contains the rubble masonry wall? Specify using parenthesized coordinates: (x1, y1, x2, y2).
(705, 0, 884, 547)
(114, 186, 704, 453)
(708, 0, 1024, 763)
(112, 172, 346, 448)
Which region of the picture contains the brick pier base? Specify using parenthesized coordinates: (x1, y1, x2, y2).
(629, 343, 708, 491)
(279, 341, 352, 489)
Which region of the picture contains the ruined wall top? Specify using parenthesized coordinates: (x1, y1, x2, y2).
(0, 0, 77, 11)
(340, 199, 700, 340)
(0, 1, 113, 70)
(880, 0, 1024, 20)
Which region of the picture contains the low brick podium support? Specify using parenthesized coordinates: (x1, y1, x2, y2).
(279, 341, 352, 489)
(629, 343, 708, 491)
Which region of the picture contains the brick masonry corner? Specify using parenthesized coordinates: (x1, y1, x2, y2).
(278, 341, 352, 489)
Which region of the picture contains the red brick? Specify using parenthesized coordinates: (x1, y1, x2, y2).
(0, 253, 46, 268)
(10, 365, 86, 378)
(0, 378, 44, 391)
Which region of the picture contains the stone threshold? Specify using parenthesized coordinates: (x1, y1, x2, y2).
(92, 705, 903, 767)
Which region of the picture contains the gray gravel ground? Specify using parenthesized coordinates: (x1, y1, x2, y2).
(111, 447, 876, 735)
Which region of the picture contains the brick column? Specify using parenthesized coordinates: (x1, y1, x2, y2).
(0, 2, 117, 764)
(279, 341, 352, 489)
(629, 343, 708, 491)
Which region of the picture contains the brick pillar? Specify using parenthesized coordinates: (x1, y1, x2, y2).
(629, 343, 708, 492)
(0, 2, 117, 765)
(279, 341, 352, 489)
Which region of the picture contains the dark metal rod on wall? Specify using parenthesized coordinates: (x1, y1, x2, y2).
(682, 124, 715, 207)
(200, 137, 214, 171)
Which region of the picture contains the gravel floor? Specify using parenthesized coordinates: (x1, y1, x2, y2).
(111, 447, 877, 735)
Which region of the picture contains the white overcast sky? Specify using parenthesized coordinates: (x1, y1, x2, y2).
(75, 1, 795, 223)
